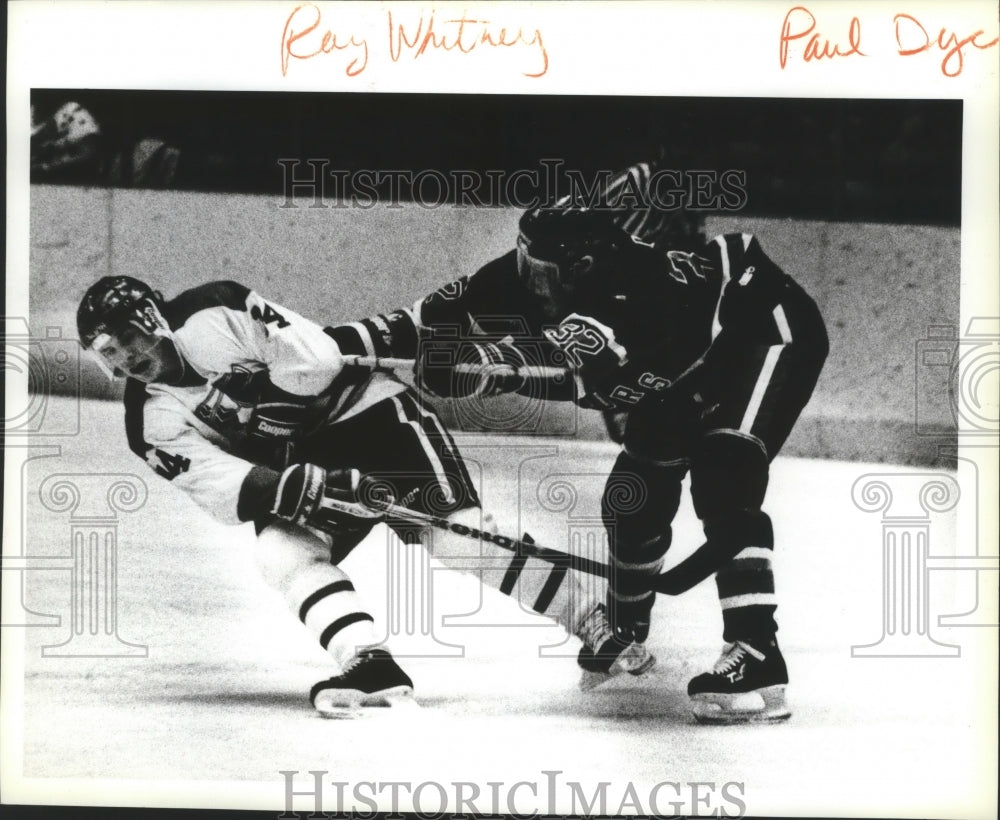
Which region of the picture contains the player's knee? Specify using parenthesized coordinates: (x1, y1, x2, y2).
(254, 520, 334, 590)
(702, 508, 774, 552)
(689, 432, 769, 521)
(601, 452, 684, 546)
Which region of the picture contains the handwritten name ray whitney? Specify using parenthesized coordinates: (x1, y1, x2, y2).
(281, 4, 549, 78)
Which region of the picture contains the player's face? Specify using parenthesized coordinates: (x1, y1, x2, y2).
(516, 234, 572, 316)
(92, 325, 184, 384)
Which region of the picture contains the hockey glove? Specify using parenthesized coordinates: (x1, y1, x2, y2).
(244, 401, 308, 468)
(416, 336, 529, 398)
(271, 463, 385, 533)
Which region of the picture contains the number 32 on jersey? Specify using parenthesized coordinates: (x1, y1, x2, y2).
(544, 314, 627, 369)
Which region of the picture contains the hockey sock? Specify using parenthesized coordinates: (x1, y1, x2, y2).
(706, 512, 778, 644)
(424, 507, 600, 635)
(255, 521, 381, 670)
(607, 531, 670, 641)
(690, 434, 778, 644)
(602, 454, 685, 641)
(293, 566, 382, 670)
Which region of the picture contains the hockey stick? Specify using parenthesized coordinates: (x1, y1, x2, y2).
(649, 538, 746, 595)
(372, 499, 613, 579)
(329, 495, 732, 596)
(340, 354, 568, 381)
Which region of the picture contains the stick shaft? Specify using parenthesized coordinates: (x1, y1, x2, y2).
(321, 489, 726, 595)
(341, 355, 419, 370)
(341, 354, 568, 381)
(389, 501, 733, 597)
(376, 501, 611, 578)
(651, 538, 745, 594)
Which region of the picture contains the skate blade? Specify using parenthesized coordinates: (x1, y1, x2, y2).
(579, 669, 613, 691)
(624, 648, 657, 677)
(579, 646, 656, 691)
(382, 690, 421, 711)
(693, 706, 791, 725)
(691, 685, 790, 725)
(314, 685, 417, 719)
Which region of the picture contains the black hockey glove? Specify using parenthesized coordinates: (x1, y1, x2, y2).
(244, 401, 308, 468)
(416, 337, 528, 398)
(271, 464, 385, 533)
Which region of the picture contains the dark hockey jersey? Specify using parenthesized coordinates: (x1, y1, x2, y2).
(398, 233, 815, 411)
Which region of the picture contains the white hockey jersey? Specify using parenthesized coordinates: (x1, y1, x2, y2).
(124, 281, 406, 524)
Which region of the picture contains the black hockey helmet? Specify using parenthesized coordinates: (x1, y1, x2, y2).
(516, 207, 631, 294)
(76, 275, 167, 349)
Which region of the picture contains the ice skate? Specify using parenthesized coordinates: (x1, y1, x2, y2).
(310, 648, 416, 718)
(576, 603, 656, 691)
(687, 638, 790, 724)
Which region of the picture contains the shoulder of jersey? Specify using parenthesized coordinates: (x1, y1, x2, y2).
(163, 280, 252, 331)
(122, 376, 188, 457)
(474, 249, 525, 298)
(422, 249, 519, 311)
(710, 232, 762, 255)
(123, 378, 151, 457)
(698, 233, 745, 271)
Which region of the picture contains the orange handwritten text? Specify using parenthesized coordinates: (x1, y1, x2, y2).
(894, 13, 999, 77)
(281, 3, 369, 77)
(387, 10, 548, 78)
(780, 6, 865, 68)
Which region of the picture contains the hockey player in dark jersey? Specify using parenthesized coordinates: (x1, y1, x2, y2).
(368, 203, 828, 723)
(75, 276, 646, 716)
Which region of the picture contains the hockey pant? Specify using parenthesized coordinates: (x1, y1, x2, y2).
(254, 391, 597, 670)
(607, 299, 828, 644)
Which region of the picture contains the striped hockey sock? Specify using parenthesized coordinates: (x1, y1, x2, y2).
(716, 544, 778, 644)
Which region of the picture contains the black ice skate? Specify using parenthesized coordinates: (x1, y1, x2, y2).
(576, 603, 656, 691)
(310, 648, 416, 718)
(687, 639, 790, 724)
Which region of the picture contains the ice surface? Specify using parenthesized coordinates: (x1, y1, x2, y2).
(3, 397, 996, 818)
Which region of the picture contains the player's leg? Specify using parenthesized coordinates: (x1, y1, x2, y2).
(382, 391, 589, 634)
(686, 429, 788, 723)
(253, 519, 414, 716)
(585, 394, 696, 682)
(424, 503, 652, 688)
(376, 391, 635, 682)
(686, 310, 828, 723)
(600, 450, 685, 644)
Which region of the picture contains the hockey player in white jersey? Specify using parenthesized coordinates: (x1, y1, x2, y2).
(76, 276, 644, 716)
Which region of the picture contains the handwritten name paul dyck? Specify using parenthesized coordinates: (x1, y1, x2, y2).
(281, 3, 548, 78)
(779, 5, 998, 77)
